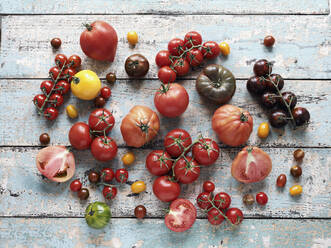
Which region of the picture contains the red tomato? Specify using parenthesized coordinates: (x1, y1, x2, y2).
(174, 156, 200, 184)
(68, 55, 82, 68)
(153, 176, 180, 202)
(102, 186, 117, 200)
(154, 83, 189, 118)
(88, 108, 115, 134)
(203, 181, 215, 193)
(184, 31, 202, 49)
(164, 129, 192, 158)
(192, 138, 219, 166)
(40, 80, 54, 95)
(185, 49, 203, 66)
(36, 145, 75, 182)
(100, 87, 111, 99)
(208, 208, 225, 225)
(33, 94, 46, 108)
(44, 107, 58, 120)
(212, 104, 253, 147)
(202, 41, 220, 59)
(172, 58, 190, 76)
(168, 38, 185, 56)
(70, 179, 82, 192)
(101, 167, 114, 182)
(196, 192, 212, 209)
(91, 136, 117, 162)
(63, 68, 76, 83)
(49, 66, 63, 80)
(54, 80, 70, 95)
(68, 122, 93, 150)
(155, 50, 172, 67)
(231, 146, 272, 183)
(165, 199, 197, 232)
(256, 192, 268, 205)
(115, 168, 128, 183)
(145, 150, 172, 176)
(158, 66, 176, 84)
(214, 192, 231, 209)
(226, 208, 244, 225)
(49, 93, 64, 107)
(55, 54, 67, 68)
(80, 21, 118, 62)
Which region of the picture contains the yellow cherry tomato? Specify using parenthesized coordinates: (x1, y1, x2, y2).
(289, 185, 302, 196)
(258, 122, 270, 138)
(131, 181, 146, 194)
(122, 152, 135, 165)
(219, 42, 230, 56)
(127, 31, 138, 46)
(66, 104, 78, 118)
(71, 70, 101, 100)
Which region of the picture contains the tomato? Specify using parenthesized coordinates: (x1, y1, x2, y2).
(125, 54, 149, 78)
(121, 152, 135, 165)
(33, 94, 46, 108)
(212, 104, 253, 147)
(185, 49, 203, 66)
(51, 38, 61, 49)
(71, 70, 101, 100)
(131, 181, 146, 194)
(155, 50, 172, 67)
(120, 105, 160, 148)
(134, 205, 146, 219)
(202, 41, 220, 59)
(256, 192, 268, 205)
(231, 146, 272, 183)
(63, 68, 76, 83)
(115, 168, 128, 183)
(192, 138, 219, 166)
(100, 86, 111, 99)
(44, 107, 58, 120)
(39, 133, 50, 145)
(214, 192, 231, 209)
(88, 108, 115, 134)
(49, 93, 63, 107)
(208, 208, 225, 225)
(168, 38, 185, 56)
(49, 66, 61, 80)
(257, 122, 270, 138)
(127, 31, 138, 45)
(55, 54, 67, 68)
(153, 176, 180, 202)
(145, 150, 172, 176)
(91, 136, 117, 162)
(66, 104, 78, 119)
(40, 80, 54, 95)
(101, 168, 114, 182)
(219, 42, 230, 56)
(54, 80, 70, 95)
(203, 181, 215, 193)
(158, 66, 176, 84)
(226, 208, 243, 225)
(165, 199, 197, 232)
(184, 31, 202, 49)
(196, 192, 212, 209)
(174, 156, 200, 184)
(36, 145, 75, 182)
(172, 58, 190, 76)
(80, 21, 118, 62)
(85, 202, 111, 229)
(94, 96, 106, 108)
(68, 55, 82, 68)
(164, 129, 192, 158)
(289, 185, 302, 196)
(88, 171, 100, 183)
(102, 186, 117, 200)
(70, 179, 82, 192)
(154, 83, 189, 118)
(68, 122, 93, 150)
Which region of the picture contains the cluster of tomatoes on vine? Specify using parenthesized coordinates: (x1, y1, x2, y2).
(155, 31, 220, 83)
(33, 54, 82, 120)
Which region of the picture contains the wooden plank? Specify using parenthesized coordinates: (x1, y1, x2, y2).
(0, 0, 329, 15)
(0, 79, 330, 147)
(0, 15, 330, 79)
(0, 147, 329, 218)
(0, 218, 330, 248)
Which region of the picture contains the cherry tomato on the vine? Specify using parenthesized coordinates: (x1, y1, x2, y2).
(185, 49, 203, 66)
(100, 86, 111, 99)
(54, 80, 70, 95)
(63, 68, 76, 83)
(44, 107, 58, 120)
(214, 192, 231, 209)
(155, 50, 172, 67)
(184, 31, 202, 49)
(68, 55, 82, 68)
(115, 168, 129, 183)
(202, 41, 220, 59)
(226, 208, 244, 225)
(208, 208, 225, 225)
(55, 54, 67, 68)
(49, 66, 61, 80)
(192, 138, 220, 166)
(203, 180, 215, 193)
(40, 80, 54, 95)
(168, 38, 185, 56)
(70, 179, 82, 192)
(33, 94, 46, 108)
(196, 192, 212, 210)
(145, 150, 172, 176)
(174, 156, 200, 184)
(91, 136, 118, 162)
(102, 186, 117, 200)
(101, 168, 114, 182)
(49, 93, 64, 107)
(256, 192, 268, 205)
(164, 129, 192, 158)
(158, 66, 176, 84)
(172, 58, 190, 76)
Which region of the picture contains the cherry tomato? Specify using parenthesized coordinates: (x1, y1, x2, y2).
(264, 35, 275, 47)
(54, 80, 70, 95)
(164, 129, 192, 157)
(127, 31, 138, 45)
(158, 66, 176, 84)
(208, 208, 225, 225)
(70, 179, 82, 192)
(219, 42, 230, 56)
(33, 94, 46, 108)
(202, 41, 220, 59)
(100, 86, 111, 99)
(172, 58, 190, 76)
(91, 136, 118, 162)
(49, 66, 61, 80)
(203, 181, 215, 193)
(106, 72, 116, 84)
(88, 171, 100, 183)
(184, 31, 202, 49)
(145, 150, 172, 176)
(155, 50, 172, 67)
(63, 68, 76, 83)
(243, 194, 255, 205)
(68, 122, 93, 150)
(131, 181, 146, 194)
(196, 192, 212, 210)
(276, 174, 287, 188)
(134, 205, 146, 219)
(289, 185, 302, 196)
(168, 38, 185, 56)
(121, 152, 135, 165)
(50, 38, 61, 49)
(39, 133, 50, 145)
(44, 107, 58, 120)
(49, 93, 64, 107)
(94, 96, 106, 107)
(192, 138, 219, 166)
(115, 168, 129, 183)
(293, 149, 305, 161)
(40, 80, 54, 95)
(256, 192, 268, 205)
(66, 104, 78, 119)
(174, 156, 200, 184)
(258, 122, 270, 138)
(226, 208, 244, 225)
(77, 188, 89, 200)
(214, 192, 231, 209)
(55, 54, 67, 68)
(88, 108, 115, 134)
(68, 55, 82, 68)
(185, 49, 203, 66)
(102, 186, 117, 200)
(101, 168, 114, 182)
(153, 176, 180, 202)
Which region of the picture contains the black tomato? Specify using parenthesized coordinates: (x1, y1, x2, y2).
(246, 76, 267, 95)
(253, 59, 272, 77)
(242, 194, 255, 205)
(94, 96, 106, 108)
(39, 133, 50, 145)
(261, 92, 278, 109)
(134, 205, 147, 219)
(264, 35, 275, 47)
(292, 107, 310, 126)
(88, 171, 100, 183)
(51, 38, 61, 49)
(265, 74, 284, 92)
(77, 188, 89, 200)
(269, 109, 288, 128)
(279, 92, 297, 109)
(125, 54, 149, 77)
(106, 72, 116, 84)
(290, 165, 302, 177)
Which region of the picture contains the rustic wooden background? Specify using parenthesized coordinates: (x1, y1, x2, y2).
(0, 1, 330, 247)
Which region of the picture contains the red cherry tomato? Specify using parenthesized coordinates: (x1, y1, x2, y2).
(184, 31, 202, 49)
(155, 50, 172, 67)
(100, 86, 111, 99)
(54, 80, 70, 95)
(115, 168, 129, 183)
(102, 186, 117, 200)
(158, 66, 176, 84)
(44, 107, 58, 120)
(256, 192, 268, 205)
(68, 122, 93, 150)
(226, 208, 244, 225)
(49, 66, 61, 80)
(185, 49, 203, 66)
(203, 180, 215, 193)
(101, 167, 114, 182)
(49, 93, 64, 107)
(196, 192, 212, 209)
(55, 54, 67, 68)
(91, 136, 118, 162)
(192, 138, 220, 166)
(168, 38, 185, 56)
(214, 192, 231, 209)
(202, 41, 220, 59)
(145, 150, 172, 176)
(164, 129, 192, 157)
(174, 156, 200, 184)
(40, 80, 54, 95)
(153, 176, 180, 202)
(63, 68, 76, 83)
(70, 179, 82, 192)
(33, 94, 46, 108)
(172, 58, 190, 76)
(88, 108, 115, 134)
(208, 208, 225, 225)
(68, 55, 82, 68)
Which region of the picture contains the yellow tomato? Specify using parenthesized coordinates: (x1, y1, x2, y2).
(127, 31, 138, 45)
(219, 42, 230, 56)
(122, 152, 135, 165)
(289, 185, 302, 196)
(71, 70, 101, 100)
(258, 122, 270, 138)
(66, 104, 78, 118)
(131, 181, 146, 194)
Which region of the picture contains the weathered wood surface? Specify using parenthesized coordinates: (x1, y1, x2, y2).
(0, 15, 330, 79)
(0, 218, 330, 248)
(0, 147, 329, 218)
(0, 79, 330, 147)
(0, 0, 329, 15)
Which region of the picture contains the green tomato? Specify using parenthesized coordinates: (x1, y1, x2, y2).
(85, 202, 111, 229)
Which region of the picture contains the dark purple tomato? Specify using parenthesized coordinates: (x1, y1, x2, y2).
(265, 74, 284, 92)
(261, 92, 278, 109)
(253, 59, 272, 77)
(269, 109, 288, 128)
(246, 76, 267, 95)
(292, 107, 310, 126)
(279, 92, 297, 109)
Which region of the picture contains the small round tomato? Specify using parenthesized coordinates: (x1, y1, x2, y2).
(219, 42, 230, 56)
(106, 72, 116, 84)
(51, 38, 61, 49)
(49, 93, 64, 107)
(100, 87, 111, 99)
(256, 192, 268, 205)
(203, 181, 215, 193)
(192, 138, 219, 166)
(208, 208, 225, 225)
(63, 68, 76, 83)
(168, 38, 185, 56)
(172, 58, 190, 76)
(153, 176, 180, 202)
(55, 54, 67, 68)
(54, 80, 70, 95)
(131, 181, 146, 194)
(44, 107, 58, 120)
(94, 96, 106, 108)
(66, 104, 78, 119)
(185, 49, 203, 66)
(145, 150, 172, 176)
(68, 55, 82, 68)
(164, 129, 192, 157)
(174, 156, 200, 184)
(121, 152, 135, 165)
(202, 41, 220, 59)
(39, 133, 50, 145)
(88, 171, 100, 183)
(49, 66, 61, 80)
(134, 205, 146, 219)
(88, 108, 115, 134)
(101, 168, 114, 182)
(102, 186, 117, 200)
(91, 136, 118, 162)
(33, 94, 46, 108)
(70, 179, 82, 192)
(115, 168, 129, 183)
(214, 192, 231, 209)
(40, 80, 54, 95)
(158, 66, 176, 84)
(127, 31, 138, 45)
(196, 192, 212, 209)
(258, 122, 270, 139)
(226, 208, 243, 225)
(69, 122, 93, 150)
(184, 31, 202, 49)
(155, 50, 172, 67)
(289, 185, 302, 196)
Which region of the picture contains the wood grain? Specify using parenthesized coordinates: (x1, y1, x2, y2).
(0, 15, 330, 79)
